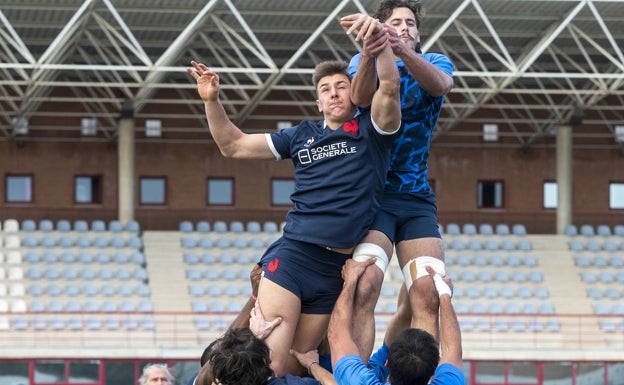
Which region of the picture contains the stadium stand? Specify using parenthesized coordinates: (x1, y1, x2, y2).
(2, 219, 624, 367)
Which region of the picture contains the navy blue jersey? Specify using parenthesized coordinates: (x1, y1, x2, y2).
(268, 114, 396, 248)
(349, 53, 453, 195)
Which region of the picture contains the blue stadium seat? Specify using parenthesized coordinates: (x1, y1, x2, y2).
(512, 224, 527, 236)
(73, 220, 89, 232)
(563, 224, 578, 236)
(596, 225, 611, 237)
(462, 223, 477, 235)
(495, 223, 510, 236)
(125, 220, 141, 233)
(109, 220, 124, 233)
(246, 221, 261, 233)
(196, 221, 211, 233)
(229, 221, 244, 233)
(91, 220, 107, 232)
(128, 236, 144, 250)
(192, 301, 208, 313)
(263, 221, 279, 233)
(113, 252, 129, 264)
(21, 220, 37, 232)
(75, 236, 91, 248)
(479, 223, 494, 235)
(580, 224, 595, 237)
(56, 220, 71, 232)
(198, 237, 213, 248)
(179, 221, 194, 233)
(213, 221, 228, 233)
(445, 223, 460, 235)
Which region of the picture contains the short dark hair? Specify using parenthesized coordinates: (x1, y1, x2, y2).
(388, 328, 440, 385)
(312, 60, 350, 90)
(200, 338, 221, 367)
(373, 0, 424, 28)
(208, 328, 273, 385)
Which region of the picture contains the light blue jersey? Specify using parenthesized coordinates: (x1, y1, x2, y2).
(349, 53, 453, 194)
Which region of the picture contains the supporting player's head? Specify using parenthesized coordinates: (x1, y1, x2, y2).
(208, 328, 273, 385)
(388, 328, 440, 385)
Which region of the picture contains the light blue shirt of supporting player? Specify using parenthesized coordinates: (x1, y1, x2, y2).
(334, 343, 465, 385)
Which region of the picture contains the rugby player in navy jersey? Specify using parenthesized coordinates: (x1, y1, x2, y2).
(186, 17, 401, 377)
(340, 0, 455, 360)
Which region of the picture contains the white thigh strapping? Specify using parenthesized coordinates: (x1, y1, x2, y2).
(352, 243, 389, 273)
(402, 256, 446, 291)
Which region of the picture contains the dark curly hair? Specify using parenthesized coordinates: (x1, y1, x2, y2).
(208, 328, 273, 385)
(373, 0, 424, 28)
(388, 328, 440, 385)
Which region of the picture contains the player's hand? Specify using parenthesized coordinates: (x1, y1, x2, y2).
(340, 13, 383, 41)
(249, 300, 282, 340)
(186, 60, 220, 102)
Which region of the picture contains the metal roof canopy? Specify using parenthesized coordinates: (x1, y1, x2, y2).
(1, 0, 623, 149)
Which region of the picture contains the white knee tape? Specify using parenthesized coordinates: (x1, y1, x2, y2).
(352, 243, 389, 273)
(402, 256, 446, 291)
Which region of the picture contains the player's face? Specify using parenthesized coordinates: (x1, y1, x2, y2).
(386, 7, 420, 50)
(315, 73, 355, 123)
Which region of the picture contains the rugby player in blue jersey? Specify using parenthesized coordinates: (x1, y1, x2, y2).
(186, 19, 401, 377)
(329, 259, 464, 385)
(341, 0, 454, 360)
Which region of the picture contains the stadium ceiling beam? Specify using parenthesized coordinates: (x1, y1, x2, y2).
(434, 0, 588, 142)
(231, 0, 354, 125)
(132, 0, 220, 111)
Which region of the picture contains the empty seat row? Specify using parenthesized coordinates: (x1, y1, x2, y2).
(188, 283, 253, 298)
(585, 286, 623, 300)
(568, 239, 623, 252)
(20, 250, 145, 265)
(24, 266, 148, 282)
(185, 267, 248, 282)
(191, 300, 244, 313)
(448, 269, 543, 283)
(444, 223, 527, 236)
(453, 285, 549, 300)
(459, 317, 561, 333)
(27, 298, 153, 313)
(10, 314, 155, 331)
(183, 251, 261, 265)
(453, 301, 555, 315)
(579, 270, 624, 284)
(193, 316, 230, 331)
(598, 318, 624, 333)
(13, 234, 143, 250)
(447, 253, 538, 267)
(564, 224, 624, 237)
(2, 219, 140, 233)
(574, 254, 623, 268)
(180, 236, 275, 250)
(446, 238, 533, 251)
(179, 220, 280, 234)
(593, 302, 624, 315)
(27, 282, 151, 298)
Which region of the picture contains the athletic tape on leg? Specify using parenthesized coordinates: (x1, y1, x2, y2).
(433, 273, 452, 297)
(352, 243, 389, 272)
(402, 256, 446, 291)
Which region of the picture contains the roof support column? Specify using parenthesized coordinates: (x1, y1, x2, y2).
(118, 102, 135, 224)
(556, 125, 573, 234)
